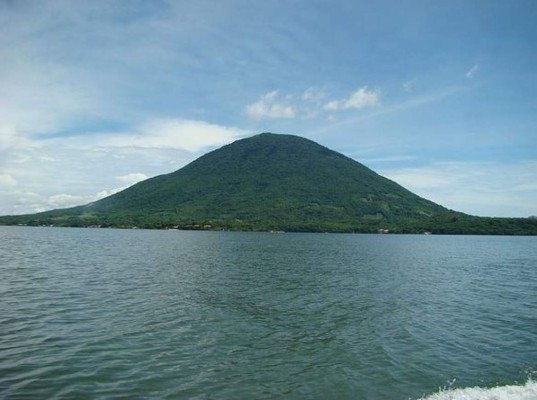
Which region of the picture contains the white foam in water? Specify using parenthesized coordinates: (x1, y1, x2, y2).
(419, 380, 537, 400)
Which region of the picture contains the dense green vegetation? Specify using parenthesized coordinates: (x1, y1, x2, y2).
(1, 133, 536, 235)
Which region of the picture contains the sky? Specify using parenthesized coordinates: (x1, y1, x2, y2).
(1, 0, 536, 218)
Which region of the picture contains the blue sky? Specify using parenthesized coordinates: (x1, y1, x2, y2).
(1, 0, 536, 217)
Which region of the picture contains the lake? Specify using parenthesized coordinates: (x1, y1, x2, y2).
(1, 226, 536, 399)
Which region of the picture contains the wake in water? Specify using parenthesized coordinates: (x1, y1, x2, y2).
(419, 380, 537, 400)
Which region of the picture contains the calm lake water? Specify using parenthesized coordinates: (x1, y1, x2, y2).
(1, 226, 536, 399)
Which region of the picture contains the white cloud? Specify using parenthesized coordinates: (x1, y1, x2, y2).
(116, 173, 149, 185)
(302, 87, 326, 102)
(101, 119, 248, 153)
(310, 85, 467, 137)
(245, 91, 296, 120)
(47, 193, 94, 209)
(1, 190, 45, 214)
(324, 87, 380, 111)
(465, 64, 479, 78)
(381, 161, 537, 217)
(0, 117, 247, 215)
(0, 173, 17, 187)
(301, 87, 327, 119)
(246, 86, 381, 120)
(0, 125, 30, 148)
(46, 187, 125, 210)
(44, 174, 148, 210)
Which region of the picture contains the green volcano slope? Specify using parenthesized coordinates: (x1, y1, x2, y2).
(1, 133, 536, 234)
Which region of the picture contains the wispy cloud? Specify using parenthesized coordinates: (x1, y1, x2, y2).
(403, 79, 416, 93)
(47, 193, 103, 210)
(381, 161, 537, 217)
(310, 84, 467, 136)
(362, 155, 417, 164)
(0, 1, 533, 221)
(324, 87, 381, 111)
(116, 173, 149, 186)
(0, 118, 248, 215)
(465, 64, 479, 78)
(245, 91, 296, 120)
(103, 119, 248, 153)
(46, 171, 151, 209)
(245, 86, 381, 120)
(302, 87, 326, 102)
(0, 173, 17, 188)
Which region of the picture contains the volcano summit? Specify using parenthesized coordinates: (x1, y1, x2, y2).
(1, 133, 536, 234)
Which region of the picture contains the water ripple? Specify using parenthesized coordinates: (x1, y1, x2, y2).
(1, 228, 536, 399)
